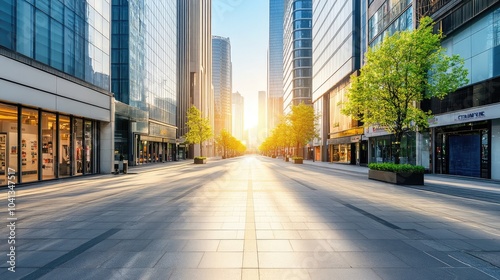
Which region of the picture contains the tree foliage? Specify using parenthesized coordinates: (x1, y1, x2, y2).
(342, 16, 468, 163)
(260, 103, 318, 157)
(185, 105, 213, 157)
(216, 129, 246, 158)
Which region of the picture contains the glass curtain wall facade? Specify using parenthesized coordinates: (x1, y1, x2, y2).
(0, 0, 111, 90)
(283, 0, 313, 112)
(0, 0, 112, 185)
(268, 0, 285, 133)
(419, 1, 500, 179)
(112, 0, 178, 165)
(368, 0, 413, 47)
(312, 0, 362, 164)
(212, 36, 232, 136)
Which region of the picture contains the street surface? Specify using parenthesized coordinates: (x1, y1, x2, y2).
(1, 155, 500, 280)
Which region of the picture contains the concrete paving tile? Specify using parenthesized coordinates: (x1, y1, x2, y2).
(373, 268, 461, 280)
(259, 268, 312, 280)
(110, 239, 152, 251)
(59, 251, 118, 268)
(354, 239, 419, 252)
(357, 229, 408, 240)
(154, 252, 203, 268)
(17, 250, 68, 268)
(308, 268, 383, 280)
(290, 239, 333, 252)
(256, 230, 275, 239)
(258, 252, 350, 269)
(85, 239, 122, 252)
(197, 252, 243, 268)
(143, 239, 188, 252)
(99, 251, 165, 268)
(257, 240, 293, 251)
(182, 240, 220, 251)
(38, 268, 119, 280)
(327, 239, 364, 252)
(107, 229, 146, 240)
(319, 229, 367, 240)
(218, 240, 244, 251)
(418, 229, 468, 239)
(463, 239, 500, 251)
(298, 230, 324, 239)
(169, 268, 241, 280)
(339, 252, 410, 268)
(241, 268, 259, 280)
(390, 250, 449, 267)
(272, 230, 302, 239)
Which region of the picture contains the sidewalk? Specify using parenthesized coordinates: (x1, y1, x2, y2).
(300, 159, 500, 197)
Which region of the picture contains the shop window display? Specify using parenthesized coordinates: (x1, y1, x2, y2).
(59, 115, 71, 177)
(73, 118, 83, 175)
(0, 104, 18, 184)
(41, 112, 56, 180)
(21, 108, 39, 182)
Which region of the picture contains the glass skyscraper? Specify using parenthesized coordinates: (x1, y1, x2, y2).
(283, 0, 313, 112)
(0, 0, 114, 184)
(212, 36, 232, 136)
(268, 0, 284, 133)
(112, 0, 178, 165)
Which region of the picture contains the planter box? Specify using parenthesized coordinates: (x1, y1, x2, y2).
(368, 169, 423, 185)
(285, 157, 289, 162)
(194, 158, 207, 164)
(293, 158, 303, 164)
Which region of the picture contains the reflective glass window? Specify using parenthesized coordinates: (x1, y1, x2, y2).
(73, 118, 83, 175)
(0, 103, 18, 184)
(41, 112, 56, 180)
(58, 115, 70, 177)
(21, 108, 38, 183)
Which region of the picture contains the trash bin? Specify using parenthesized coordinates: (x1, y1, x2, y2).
(114, 161, 119, 175)
(122, 160, 128, 174)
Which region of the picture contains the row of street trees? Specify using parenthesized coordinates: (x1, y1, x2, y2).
(185, 105, 246, 158)
(259, 103, 319, 158)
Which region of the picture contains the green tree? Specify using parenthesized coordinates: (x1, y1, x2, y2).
(289, 103, 319, 157)
(216, 129, 231, 158)
(342, 16, 468, 164)
(185, 105, 213, 157)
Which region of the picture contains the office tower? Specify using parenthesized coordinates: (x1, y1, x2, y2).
(268, 0, 284, 133)
(112, 0, 177, 165)
(258, 90, 268, 143)
(283, 0, 313, 113)
(177, 0, 214, 158)
(312, 0, 363, 164)
(232, 92, 244, 141)
(212, 35, 232, 136)
(0, 1, 113, 184)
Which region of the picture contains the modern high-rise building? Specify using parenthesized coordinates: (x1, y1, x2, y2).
(283, 0, 313, 113)
(267, 0, 284, 133)
(212, 36, 232, 136)
(418, 0, 500, 179)
(312, 1, 363, 164)
(258, 90, 268, 143)
(0, 1, 114, 185)
(112, 0, 177, 165)
(177, 0, 214, 158)
(232, 92, 244, 141)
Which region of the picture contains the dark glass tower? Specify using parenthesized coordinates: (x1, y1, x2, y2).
(268, 0, 285, 132)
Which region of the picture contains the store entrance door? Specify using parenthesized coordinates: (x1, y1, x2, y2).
(449, 134, 481, 177)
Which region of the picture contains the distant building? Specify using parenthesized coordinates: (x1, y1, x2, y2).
(258, 91, 268, 144)
(283, 0, 313, 113)
(0, 1, 113, 185)
(112, 0, 178, 165)
(267, 0, 284, 133)
(177, 0, 214, 158)
(212, 36, 232, 136)
(232, 92, 244, 141)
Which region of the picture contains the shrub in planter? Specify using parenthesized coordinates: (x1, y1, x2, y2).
(292, 156, 303, 164)
(194, 156, 207, 164)
(368, 163, 424, 185)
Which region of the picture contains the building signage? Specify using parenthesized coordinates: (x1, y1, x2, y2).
(429, 104, 500, 127)
(455, 111, 485, 121)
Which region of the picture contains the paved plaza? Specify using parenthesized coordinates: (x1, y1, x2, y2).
(1, 155, 500, 279)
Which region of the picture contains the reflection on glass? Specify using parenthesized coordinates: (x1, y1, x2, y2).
(85, 120, 92, 173)
(0, 104, 18, 184)
(59, 115, 71, 177)
(21, 108, 39, 183)
(41, 112, 56, 180)
(74, 118, 83, 175)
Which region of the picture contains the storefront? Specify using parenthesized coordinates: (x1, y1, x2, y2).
(0, 102, 100, 185)
(327, 134, 367, 165)
(430, 105, 500, 179)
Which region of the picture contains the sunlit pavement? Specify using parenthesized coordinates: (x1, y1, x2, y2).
(1, 155, 500, 280)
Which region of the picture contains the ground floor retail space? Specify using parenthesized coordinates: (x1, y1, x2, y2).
(327, 136, 368, 165)
(0, 102, 101, 185)
(434, 120, 499, 179)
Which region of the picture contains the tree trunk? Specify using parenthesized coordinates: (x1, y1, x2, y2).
(200, 143, 203, 157)
(394, 132, 402, 165)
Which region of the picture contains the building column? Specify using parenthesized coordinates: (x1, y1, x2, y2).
(100, 102, 115, 174)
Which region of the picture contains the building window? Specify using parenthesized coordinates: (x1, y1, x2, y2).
(59, 115, 71, 177)
(73, 117, 83, 175)
(41, 112, 56, 180)
(21, 108, 39, 183)
(0, 103, 18, 185)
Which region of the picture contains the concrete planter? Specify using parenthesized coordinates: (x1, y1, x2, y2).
(194, 158, 207, 164)
(285, 157, 289, 162)
(293, 158, 303, 164)
(368, 169, 424, 185)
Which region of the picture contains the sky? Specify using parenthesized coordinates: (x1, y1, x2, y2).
(212, 0, 269, 130)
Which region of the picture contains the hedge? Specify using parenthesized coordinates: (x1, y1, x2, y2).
(368, 163, 425, 174)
